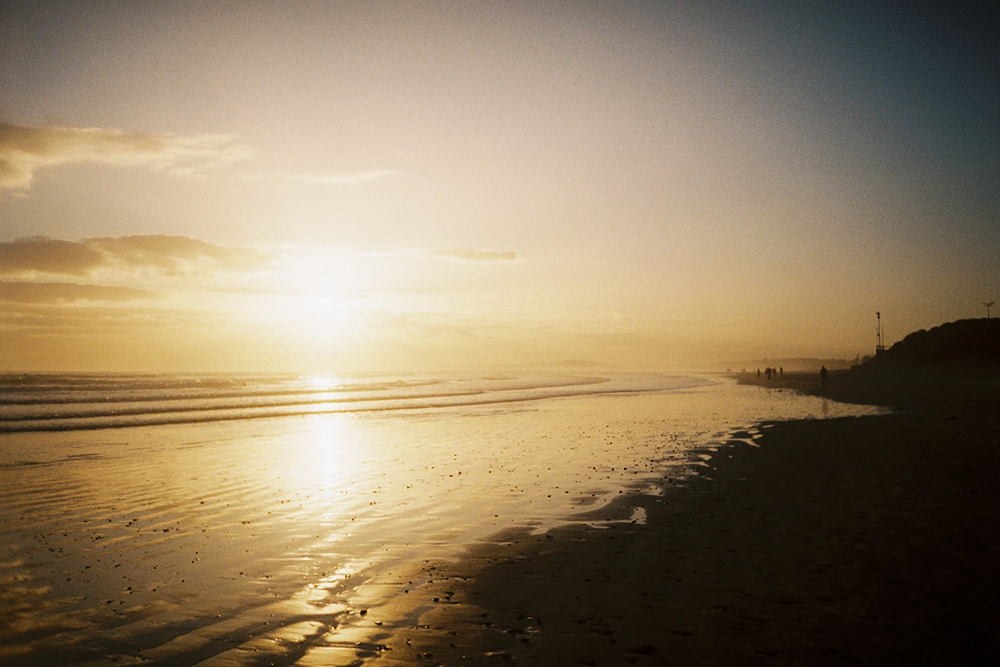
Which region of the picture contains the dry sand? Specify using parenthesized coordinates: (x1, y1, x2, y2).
(355, 368, 1000, 665)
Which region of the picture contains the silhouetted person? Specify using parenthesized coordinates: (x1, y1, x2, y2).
(820, 365, 828, 391)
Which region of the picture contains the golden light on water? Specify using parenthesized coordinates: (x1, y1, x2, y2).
(295, 414, 365, 498)
(1, 4, 996, 659)
(303, 373, 348, 393)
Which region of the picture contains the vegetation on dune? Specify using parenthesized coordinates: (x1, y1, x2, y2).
(866, 318, 1000, 366)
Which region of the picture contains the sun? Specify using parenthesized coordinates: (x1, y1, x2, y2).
(261, 292, 366, 338)
(235, 249, 378, 343)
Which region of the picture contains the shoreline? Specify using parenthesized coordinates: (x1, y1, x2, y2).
(357, 368, 1000, 664)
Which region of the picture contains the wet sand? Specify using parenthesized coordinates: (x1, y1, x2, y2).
(2, 377, 879, 666)
(4, 371, 997, 665)
(359, 368, 1000, 665)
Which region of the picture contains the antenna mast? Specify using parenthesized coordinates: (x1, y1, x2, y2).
(875, 312, 885, 355)
(984, 301, 995, 319)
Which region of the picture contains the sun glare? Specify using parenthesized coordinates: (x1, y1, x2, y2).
(243, 251, 375, 341)
(304, 372, 347, 392)
(251, 292, 366, 340)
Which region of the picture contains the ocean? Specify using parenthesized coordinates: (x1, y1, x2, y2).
(0, 371, 883, 665)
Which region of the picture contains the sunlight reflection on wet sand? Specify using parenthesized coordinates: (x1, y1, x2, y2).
(0, 376, 883, 665)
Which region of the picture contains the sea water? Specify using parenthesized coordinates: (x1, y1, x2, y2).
(0, 371, 883, 665)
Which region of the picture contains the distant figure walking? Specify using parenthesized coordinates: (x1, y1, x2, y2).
(820, 365, 828, 391)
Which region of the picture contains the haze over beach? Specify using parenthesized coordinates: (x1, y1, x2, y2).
(2, 0, 997, 372)
(3, 2, 1000, 666)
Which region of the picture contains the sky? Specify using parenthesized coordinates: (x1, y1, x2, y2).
(1, 0, 998, 373)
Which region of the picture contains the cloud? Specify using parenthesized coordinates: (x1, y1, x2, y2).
(432, 249, 518, 262)
(0, 237, 105, 276)
(0, 236, 269, 277)
(0, 281, 155, 304)
(0, 122, 253, 191)
(287, 170, 396, 187)
(85, 235, 269, 273)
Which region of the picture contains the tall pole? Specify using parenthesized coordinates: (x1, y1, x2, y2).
(875, 312, 884, 354)
(984, 301, 995, 319)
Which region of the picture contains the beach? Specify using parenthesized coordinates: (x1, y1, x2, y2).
(8, 1, 999, 664)
(350, 368, 1000, 665)
(2, 369, 998, 665)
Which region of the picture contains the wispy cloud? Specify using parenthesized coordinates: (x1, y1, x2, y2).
(0, 237, 105, 276)
(286, 170, 396, 187)
(85, 235, 269, 274)
(0, 122, 253, 191)
(432, 249, 518, 262)
(0, 235, 272, 309)
(0, 236, 269, 278)
(0, 281, 155, 304)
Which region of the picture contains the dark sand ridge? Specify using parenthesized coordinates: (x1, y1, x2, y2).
(346, 367, 1000, 665)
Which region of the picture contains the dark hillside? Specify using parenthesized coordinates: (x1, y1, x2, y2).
(866, 318, 1000, 366)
